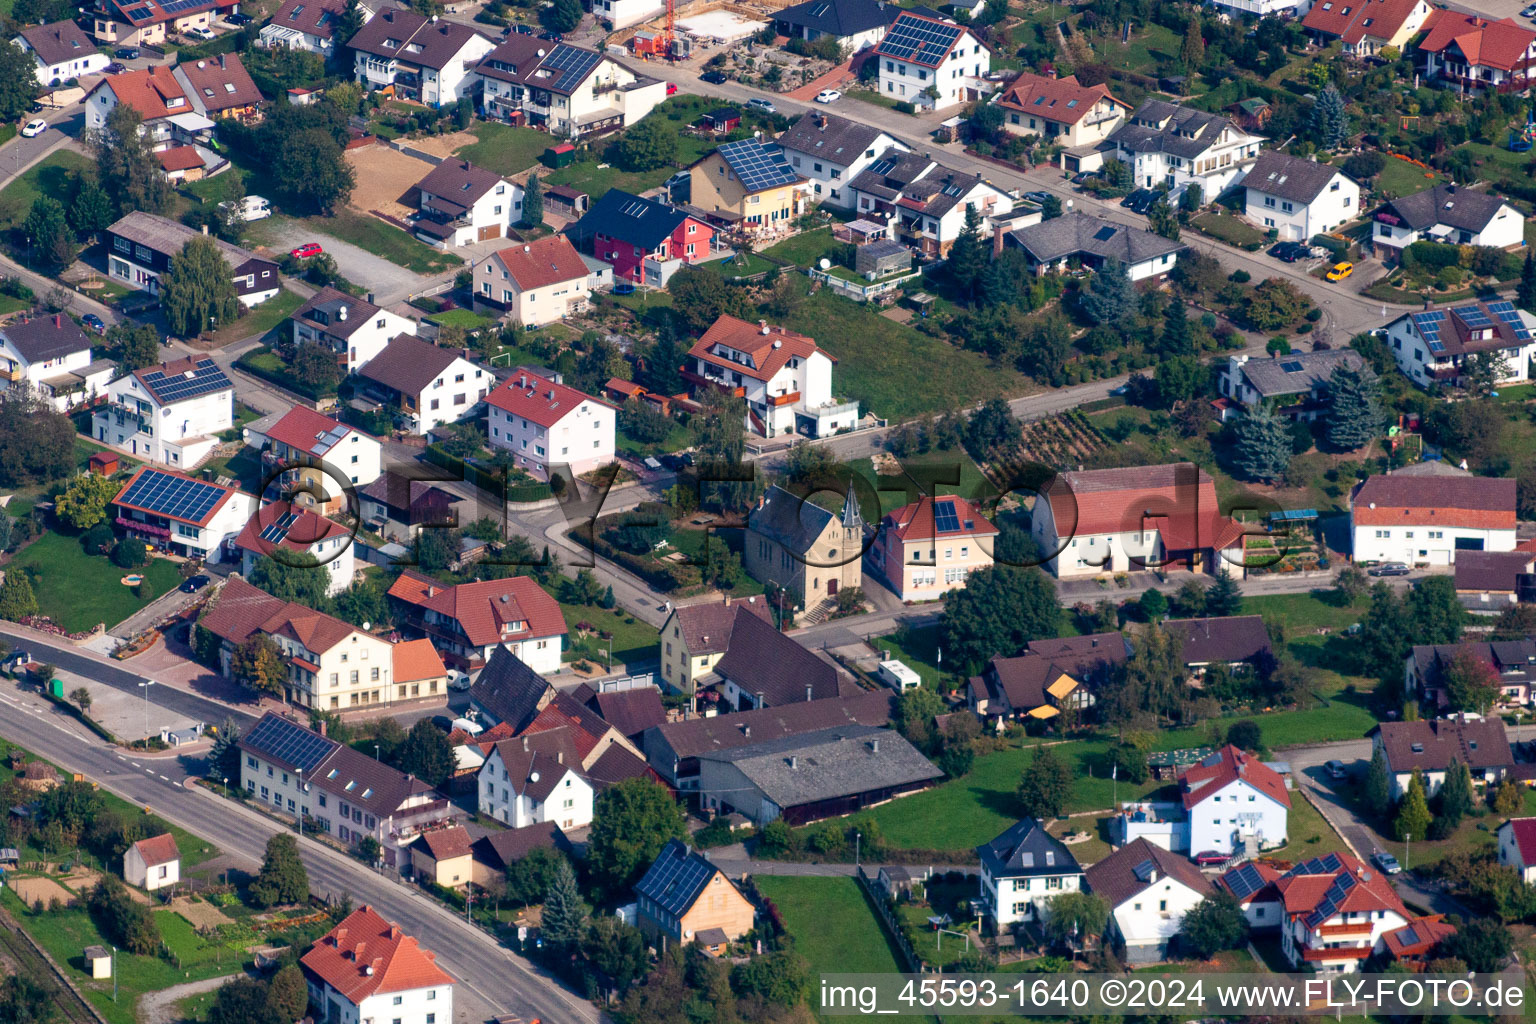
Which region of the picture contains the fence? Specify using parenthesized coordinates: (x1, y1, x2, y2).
(855, 865, 929, 973)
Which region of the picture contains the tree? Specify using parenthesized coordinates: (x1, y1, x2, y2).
(1148, 196, 1181, 241)
(1018, 744, 1073, 819)
(231, 634, 287, 698)
(1394, 770, 1432, 842)
(1180, 891, 1248, 958)
(266, 964, 308, 1023)
(1161, 296, 1193, 356)
(1139, 588, 1167, 621)
(1442, 649, 1498, 714)
(0, 975, 55, 1024)
(250, 552, 331, 609)
(543, 0, 582, 30)
(1079, 257, 1136, 326)
(541, 857, 588, 951)
(90, 103, 171, 217)
(69, 687, 92, 715)
(939, 741, 975, 778)
(396, 719, 454, 786)
(331, 0, 366, 69)
(948, 204, 987, 302)
(523, 172, 544, 228)
(276, 128, 355, 214)
(207, 978, 283, 1024)
(668, 265, 750, 333)
(292, 343, 342, 390)
(111, 536, 148, 568)
(0, 35, 38, 123)
(24, 196, 72, 269)
(1493, 779, 1523, 815)
(1246, 278, 1309, 330)
(1180, 14, 1205, 72)
(0, 570, 37, 621)
(250, 833, 309, 907)
(162, 236, 241, 338)
(1408, 576, 1462, 646)
(110, 323, 162, 371)
(209, 716, 241, 782)
(941, 566, 1059, 674)
(586, 778, 686, 898)
(1365, 746, 1391, 818)
(1044, 890, 1109, 949)
(611, 506, 669, 553)
(1226, 719, 1262, 752)
(1325, 363, 1381, 450)
(583, 916, 648, 992)
(55, 472, 119, 529)
(1230, 406, 1292, 482)
(1439, 758, 1475, 827)
(894, 684, 944, 751)
(505, 846, 567, 906)
(1439, 917, 1512, 972)
(1205, 567, 1243, 616)
(1310, 84, 1348, 150)
(1520, 252, 1536, 313)
(617, 118, 678, 173)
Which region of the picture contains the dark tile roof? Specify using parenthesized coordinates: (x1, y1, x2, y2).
(773, 0, 900, 37)
(848, 147, 935, 202)
(1, 313, 91, 364)
(1353, 473, 1516, 515)
(357, 334, 464, 396)
(1233, 349, 1365, 399)
(1006, 210, 1184, 267)
(415, 159, 506, 207)
(1025, 632, 1130, 680)
(1109, 100, 1249, 160)
(267, 0, 348, 40)
(591, 688, 666, 739)
(976, 818, 1081, 878)
(109, 211, 269, 273)
(665, 597, 774, 657)
(778, 111, 892, 163)
(634, 839, 720, 915)
(470, 822, 569, 872)
(643, 691, 895, 764)
(19, 20, 94, 67)
(1084, 837, 1211, 909)
(586, 743, 664, 787)
(347, 9, 491, 69)
(1410, 639, 1536, 695)
(747, 484, 836, 556)
(696, 724, 940, 809)
(1370, 717, 1514, 774)
(1161, 615, 1272, 666)
(1243, 150, 1351, 205)
(292, 286, 384, 341)
(176, 53, 263, 113)
(569, 189, 688, 251)
(1383, 183, 1514, 234)
(713, 608, 856, 706)
(312, 742, 441, 817)
(1455, 550, 1536, 592)
(971, 653, 1062, 712)
(469, 644, 555, 730)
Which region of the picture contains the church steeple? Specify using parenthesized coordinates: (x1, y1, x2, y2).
(841, 483, 862, 530)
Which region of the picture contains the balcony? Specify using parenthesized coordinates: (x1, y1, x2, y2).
(768, 391, 800, 407)
(681, 368, 745, 398)
(804, 397, 860, 418)
(1299, 946, 1371, 962)
(361, 57, 398, 85)
(0, 365, 21, 383)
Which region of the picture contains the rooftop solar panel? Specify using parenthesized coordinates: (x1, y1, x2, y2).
(636, 841, 714, 918)
(259, 510, 300, 544)
(718, 140, 798, 193)
(933, 500, 960, 533)
(1398, 925, 1420, 946)
(116, 470, 230, 524)
(880, 13, 964, 67)
(1131, 859, 1155, 883)
(243, 714, 336, 774)
(138, 359, 232, 406)
(540, 44, 602, 93)
(1488, 301, 1516, 314)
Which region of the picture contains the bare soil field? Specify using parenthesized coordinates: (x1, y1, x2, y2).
(345, 145, 436, 220)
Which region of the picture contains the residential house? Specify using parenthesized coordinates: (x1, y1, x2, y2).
(84, 67, 211, 155)
(1372, 183, 1526, 262)
(1032, 463, 1248, 577)
(486, 370, 613, 480)
(520, 690, 652, 776)
(390, 570, 567, 673)
(1241, 150, 1359, 242)
(15, 20, 109, 87)
(568, 188, 713, 285)
(874, 12, 989, 111)
(90, 0, 228, 47)
(412, 159, 523, 249)
(966, 652, 1085, 723)
(1368, 717, 1514, 798)
(641, 690, 894, 788)
(696, 724, 940, 825)
(349, 9, 495, 106)
(468, 644, 556, 730)
(845, 148, 1013, 256)
(1106, 100, 1265, 196)
(1404, 639, 1536, 709)
(657, 595, 774, 695)
(239, 713, 452, 864)
(1218, 350, 1367, 421)
(234, 501, 356, 595)
(355, 335, 489, 434)
(745, 483, 865, 615)
(122, 834, 179, 891)
(94, 355, 235, 467)
(0, 313, 113, 411)
(1209, 0, 1311, 19)
(870, 494, 997, 601)
(1381, 300, 1536, 389)
(592, 0, 664, 31)
(1350, 471, 1517, 565)
(773, 0, 900, 52)
(588, 687, 666, 741)
(111, 467, 255, 560)
(1419, 11, 1536, 93)
(472, 236, 590, 326)
(1377, 916, 1459, 969)
(1024, 632, 1132, 685)
(104, 212, 280, 306)
(290, 287, 417, 375)
(976, 818, 1084, 928)
(408, 825, 473, 888)
(1302, 0, 1433, 55)
(477, 734, 594, 828)
(1162, 615, 1274, 676)
(635, 840, 755, 953)
(260, 0, 375, 56)
(392, 638, 448, 703)
(301, 906, 454, 1024)
(1084, 838, 1211, 962)
(172, 54, 264, 121)
(1497, 818, 1536, 883)
(257, 405, 384, 513)
(1001, 211, 1184, 281)
(468, 821, 570, 887)
(1114, 745, 1290, 855)
(711, 605, 861, 710)
(201, 577, 396, 709)
(777, 112, 909, 212)
(689, 139, 809, 238)
(995, 72, 1130, 172)
(685, 314, 859, 439)
(472, 39, 665, 137)
(1455, 550, 1536, 610)
(358, 472, 459, 541)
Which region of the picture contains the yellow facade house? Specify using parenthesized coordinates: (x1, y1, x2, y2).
(689, 139, 808, 239)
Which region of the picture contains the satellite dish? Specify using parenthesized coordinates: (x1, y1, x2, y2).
(362, 621, 371, 631)
(818, 258, 831, 270)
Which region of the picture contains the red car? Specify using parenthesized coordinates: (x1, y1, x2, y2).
(1193, 851, 1229, 867)
(290, 242, 324, 259)
(666, 82, 678, 95)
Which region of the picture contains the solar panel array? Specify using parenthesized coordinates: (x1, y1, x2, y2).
(1488, 300, 1532, 340)
(139, 359, 232, 405)
(117, 470, 229, 524)
(125, 4, 152, 17)
(244, 713, 337, 774)
(1303, 870, 1359, 929)
(160, 0, 210, 15)
(718, 140, 798, 193)
(880, 14, 963, 66)
(1131, 859, 1155, 883)
(1397, 924, 1420, 947)
(259, 511, 300, 545)
(1223, 862, 1268, 900)
(541, 44, 602, 93)
(1281, 360, 1305, 373)
(637, 842, 713, 917)
(311, 424, 350, 457)
(1288, 853, 1344, 876)
(933, 499, 960, 533)
(1453, 304, 1491, 329)
(869, 156, 898, 176)
(1411, 310, 1447, 353)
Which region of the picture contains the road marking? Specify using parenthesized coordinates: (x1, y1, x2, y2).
(158, 774, 169, 781)
(131, 761, 141, 767)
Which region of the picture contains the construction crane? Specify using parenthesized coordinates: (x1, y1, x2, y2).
(631, 0, 680, 59)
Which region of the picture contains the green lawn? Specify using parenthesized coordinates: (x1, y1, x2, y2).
(559, 599, 659, 667)
(210, 286, 304, 346)
(764, 227, 841, 268)
(848, 449, 995, 519)
(300, 210, 461, 274)
(545, 130, 716, 198)
(616, 418, 692, 457)
(452, 122, 553, 177)
(0, 149, 92, 237)
(1191, 211, 1266, 249)
(706, 252, 775, 279)
(1363, 156, 1444, 198)
(431, 308, 497, 331)
(6, 531, 182, 633)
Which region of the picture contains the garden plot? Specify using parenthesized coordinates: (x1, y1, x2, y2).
(346, 145, 435, 221)
(11, 875, 75, 907)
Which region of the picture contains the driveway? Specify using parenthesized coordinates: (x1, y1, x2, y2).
(255, 217, 430, 305)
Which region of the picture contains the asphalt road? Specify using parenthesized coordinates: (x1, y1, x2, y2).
(257, 217, 432, 306)
(0, 685, 601, 1024)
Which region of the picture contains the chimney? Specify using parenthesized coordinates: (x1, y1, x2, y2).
(317, 719, 327, 737)
(338, 305, 348, 321)
(805, 684, 813, 702)
(201, 223, 209, 235)
(871, 738, 880, 753)
(1424, 298, 1434, 311)
(1148, 868, 1157, 883)
(557, 751, 564, 764)
(522, 736, 529, 751)
(743, 725, 751, 739)
(427, 585, 436, 597)
(789, 755, 798, 769)
(53, 314, 59, 328)
(723, 590, 730, 606)
(992, 222, 1005, 258)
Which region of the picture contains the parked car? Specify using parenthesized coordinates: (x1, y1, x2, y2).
(114, 46, 140, 59)
(1325, 261, 1354, 281)
(1373, 851, 1402, 875)
(1325, 759, 1347, 779)
(103, 62, 125, 74)
(447, 670, 471, 692)
(81, 313, 106, 335)
(815, 89, 842, 104)
(28, 101, 42, 113)
(224, 195, 271, 222)
(1269, 241, 1310, 262)
(510, 22, 534, 33)
(1071, 169, 1099, 184)
(20, 118, 46, 138)
(225, 12, 252, 24)
(1368, 561, 1411, 577)
(430, 715, 455, 732)
(290, 242, 323, 259)
(1022, 190, 1053, 205)
(1120, 188, 1158, 214)
(666, 82, 677, 95)
(700, 69, 729, 84)
(538, 30, 562, 40)
(184, 25, 215, 39)
(1523, 4, 1536, 16)
(1193, 851, 1229, 867)
(747, 97, 777, 114)
(179, 574, 211, 593)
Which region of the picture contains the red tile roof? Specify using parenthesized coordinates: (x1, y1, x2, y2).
(112, 466, 243, 527)
(1044, 463, 1247, 551)
(1352, 474, 1516, 530)
(233, 501, 349, 559)
(996, 72, 1127, 125)
(1303, 0, 1426, 44)
(129, 833, 179, 867)
(485, 370, 613, 429)
(882, 494, 999, 543)
(1275, 853, 1407, 921)
(392, 638, 446, 683)
(201, 576, 358, 653)
(302, 906, 454, 1003)
(265, 405, 372, 456)
(688, 314, 830, 384)
(93, 66, 190, 121)
(1505, 817, 1536, 866)
(157, 146, 204, 172)
(521, 691, 618, 763)
(1380, 915, 1457, 960)
(412, 825, 472, 862)
(1179, 744, 1291, 811)
(1420, 10, 1536, 69)
(494, 235, 589, 292)
(387, 569, 566, 647)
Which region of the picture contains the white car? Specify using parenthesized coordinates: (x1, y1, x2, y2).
(20, 119, 46, 138)
(446, 669, 471, 692)
(220, 195, 272, 222)
(815, 89, 842, 104)
(184, 25, 215, 38)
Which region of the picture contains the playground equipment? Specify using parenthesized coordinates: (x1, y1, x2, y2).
(1509, 109, 1535, 152)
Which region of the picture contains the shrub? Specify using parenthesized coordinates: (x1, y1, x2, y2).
(1229, 269, 1250, 283)
(110, 537, 149, 569)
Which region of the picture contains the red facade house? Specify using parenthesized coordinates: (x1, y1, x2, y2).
(572, 188, 714, 286)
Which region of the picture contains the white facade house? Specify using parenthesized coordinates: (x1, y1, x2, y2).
(1208, 0, 1311, 17)
(684, 314, 858, 438)
(478, 738, 594, 830)
(111, 467, 257, 562)
(1242, 150, 1359, 242)
(259, 0, 375, 57)
(349, 9, 495, 106)
(473, 39, 665, 138)
(1383, 300, 1536, 390)
(1350, 471, 1516, 566)
(290, 287, 417, 374)
(773, 0, 897, 52)
(235, 503, 357, 596)
(473, 236, 591, 327)
(874, 13, 989, 111)
(1498, 818, 1536, 884)
(1370, 717, 1514, 800)
(777, 112, 909, 212)
(15, 21, 110, 87)
(104, 211, 281, 308)
(388, 571, 567, 674)
(593, 0, 664, 30)
(92, 356, 234, 468)
(1002, 212, 1183, 282)
(302, 906, 454, 1024)
(976, 819, 1084, 928)
(485, 371, 616, 480)
(1107, 100, 1265, 196)
(1180, 746, 1291, 857)
(1085, 839, 1211, 963)
(122, 834, 180, 892)
(1372, 183, 1526, 262)
(355, 335, 490, 434)
(412, 159, 523, 249)
(0, 313, 113, 411)
(256, 405, 385, 513)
